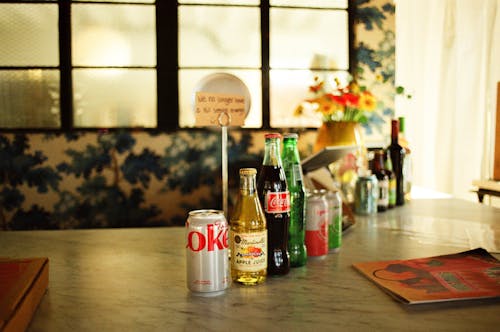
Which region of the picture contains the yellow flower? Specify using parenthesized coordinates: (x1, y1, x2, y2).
(310, 95, 343, 116)
(358, 91, 377, 112)
(349, 82, 361, 94)
(294, 103, 304, 116)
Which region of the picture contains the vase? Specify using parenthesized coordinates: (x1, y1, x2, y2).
(313, 121, 364, 153)
(313, 121, 367, 206)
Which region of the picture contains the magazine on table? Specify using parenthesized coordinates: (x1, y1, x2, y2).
(352, 248, 500, 304)
(0, 257, 49, 331)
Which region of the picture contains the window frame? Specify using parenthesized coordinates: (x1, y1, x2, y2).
(0, 0, 353, 132)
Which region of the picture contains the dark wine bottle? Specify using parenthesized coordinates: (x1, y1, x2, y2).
(388, 119, 406, 206)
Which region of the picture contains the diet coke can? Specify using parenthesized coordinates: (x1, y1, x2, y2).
(186, 209, 230, 296)
(305, 190, 329, 258)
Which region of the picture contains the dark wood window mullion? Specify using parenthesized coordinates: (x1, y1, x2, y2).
(156, 0, 178, 131)
(261, 0, 270, 129)
(348, 0, 355, 76)
(59, 0, 73, 130)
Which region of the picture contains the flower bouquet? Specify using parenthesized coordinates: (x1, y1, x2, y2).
(294, 75, 385, 134)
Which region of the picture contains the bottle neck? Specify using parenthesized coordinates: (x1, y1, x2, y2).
(373, 152, 385, 172)
(391, 120, 399, 144)
(398, 116, 406, 135)
(283, 138, 299, 162)
(240, 173, 257, 196)
(263, 137, 282, 166)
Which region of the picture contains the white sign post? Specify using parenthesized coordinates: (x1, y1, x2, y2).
(194, 91, 249, 218)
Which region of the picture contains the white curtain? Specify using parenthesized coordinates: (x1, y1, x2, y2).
(395, 0, 500, 201)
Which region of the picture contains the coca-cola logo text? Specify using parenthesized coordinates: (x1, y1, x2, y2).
(265, 192, 290, 213)
(186, 223, 229, 252)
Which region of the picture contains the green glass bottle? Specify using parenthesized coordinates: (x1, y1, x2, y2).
(281, 133, 307, 267)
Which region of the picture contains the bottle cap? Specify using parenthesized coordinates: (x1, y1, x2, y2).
(358, 168, 372, 177)
(283, 133, 298, 139)
(398, 116, 405, 132)
(240, 168, 257, 175)
(265, 133, 281, 139)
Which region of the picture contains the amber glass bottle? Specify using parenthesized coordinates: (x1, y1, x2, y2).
(371, 149, 389, 212)
(230, 168, 267, 285)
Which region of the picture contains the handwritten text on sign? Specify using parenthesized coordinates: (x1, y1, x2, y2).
(194, 92, 247, 127)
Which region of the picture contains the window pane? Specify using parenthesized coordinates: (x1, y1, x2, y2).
(271, 0, 347, 9)
(179, 69, 262, 128)
(0, 4, 58, 66)
(74, 0, 154, 3)
(0, 70, 60, 128)
(72, 4, 156, 67)
(179, 1, 259, 4)
(270, 8, 348, 70)
(73, 69, 156, 128)
(270, 69, 349, 128)
(179, 6, 260, 68)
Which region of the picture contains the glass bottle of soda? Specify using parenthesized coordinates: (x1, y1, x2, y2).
(229, 168, 267, 285)
(281, 133, 307, 267)
(257, 133, 291, 276)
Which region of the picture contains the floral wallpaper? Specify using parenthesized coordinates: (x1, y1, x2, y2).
(0, 0, 395, 230)
(354, 0, 397, 138)
(0, 131, 266, 230)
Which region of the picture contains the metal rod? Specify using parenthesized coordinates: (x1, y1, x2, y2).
(222, 125, 228, 218)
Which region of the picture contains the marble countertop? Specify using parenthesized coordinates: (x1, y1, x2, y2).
(1, 198, 499, 331)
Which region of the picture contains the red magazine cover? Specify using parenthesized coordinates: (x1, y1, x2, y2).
(0, 257, 49, 332)
(352, 248, 500, 304)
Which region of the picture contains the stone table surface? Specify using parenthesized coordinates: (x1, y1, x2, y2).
(1, 198, 499, 331)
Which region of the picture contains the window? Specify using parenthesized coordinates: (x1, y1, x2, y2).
(0, 0, 350, 130)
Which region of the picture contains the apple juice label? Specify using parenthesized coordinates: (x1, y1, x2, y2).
(231, 231, 267, 271)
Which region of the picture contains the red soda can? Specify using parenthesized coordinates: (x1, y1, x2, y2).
(305, 190, 329, 258)
(186, 209, 230, 296)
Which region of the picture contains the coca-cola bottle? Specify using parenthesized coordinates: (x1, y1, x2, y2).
(257, 133, 291, 276)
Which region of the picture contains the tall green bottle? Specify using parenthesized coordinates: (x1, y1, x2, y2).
(281, 133, 307, 267)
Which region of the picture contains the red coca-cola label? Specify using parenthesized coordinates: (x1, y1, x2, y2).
(186, 223, 229, 252)
(265, 191, 290, 213)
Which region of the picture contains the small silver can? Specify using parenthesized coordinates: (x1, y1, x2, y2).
(354, 174, 379, 215)
(186, 209, 230, 296)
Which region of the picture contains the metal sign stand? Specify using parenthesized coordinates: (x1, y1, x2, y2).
(218, 112, 231, 218)
(192, 72, 250, 219)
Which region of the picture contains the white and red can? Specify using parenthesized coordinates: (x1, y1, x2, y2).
(305, 190, 329, 258)
(186, 209, 230, 296)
